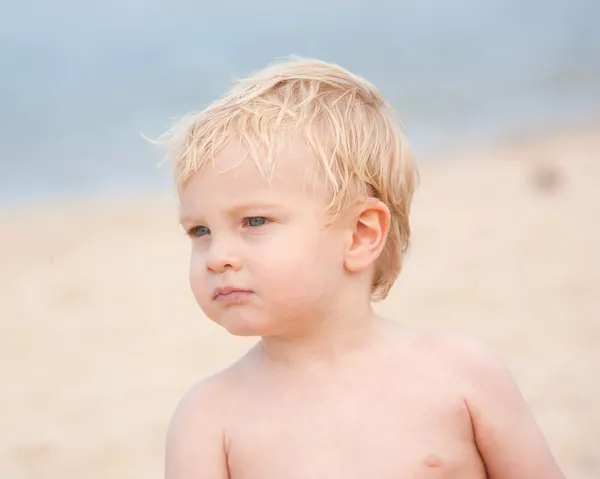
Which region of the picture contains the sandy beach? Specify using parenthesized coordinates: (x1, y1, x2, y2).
(1, 124, 599, 478)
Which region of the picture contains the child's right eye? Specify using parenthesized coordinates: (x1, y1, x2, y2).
(188, 226, 210, 237)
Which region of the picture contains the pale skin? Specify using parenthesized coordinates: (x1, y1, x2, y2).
(167, 140, 565, 479)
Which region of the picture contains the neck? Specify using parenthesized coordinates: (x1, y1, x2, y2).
(257, 301, 387, 368)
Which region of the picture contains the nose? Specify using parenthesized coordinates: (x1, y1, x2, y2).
(205, 235, 242, 274)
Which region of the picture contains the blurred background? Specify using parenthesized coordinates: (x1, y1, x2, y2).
(1, 0, 599, 203)
(1, 0, 599, 478)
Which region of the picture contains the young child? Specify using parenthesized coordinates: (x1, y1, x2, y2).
(160, 57, 564, 478)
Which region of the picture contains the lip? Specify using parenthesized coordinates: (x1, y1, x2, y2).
(212, 286, 253, 304)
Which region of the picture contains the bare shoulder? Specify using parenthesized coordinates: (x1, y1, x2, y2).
(411, 328, 512, 385)
(165, 373, 229, 478)
(415, 329, 527, 406)
(168, 368, 234, 435)
(410, 328, 564, 478)
(168, 345, 261, 430)
(165, 357, 252, 479)
(381, 323, 512, 401)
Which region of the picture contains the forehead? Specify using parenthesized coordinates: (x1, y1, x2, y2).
(178, 138, 326, 211)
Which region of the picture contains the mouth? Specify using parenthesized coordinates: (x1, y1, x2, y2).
(212, 286, 253, 304)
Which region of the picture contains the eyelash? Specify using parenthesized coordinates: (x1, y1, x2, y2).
(188, 225, 210, 237)
(188, 216, 270, 237)
(244, 216, 269, 228)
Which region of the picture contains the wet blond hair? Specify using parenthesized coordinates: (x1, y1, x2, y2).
(159, 56, 418, 301)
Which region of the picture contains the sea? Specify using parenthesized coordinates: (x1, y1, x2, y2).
(1, 0, 599, 204)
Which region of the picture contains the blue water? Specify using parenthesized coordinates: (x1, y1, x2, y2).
(1, 0, 599, 203)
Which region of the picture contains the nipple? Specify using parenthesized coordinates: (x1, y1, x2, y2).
(424, 454, 442, 468)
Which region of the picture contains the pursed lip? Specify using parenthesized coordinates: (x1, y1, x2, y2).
(212, 286, 253, 302)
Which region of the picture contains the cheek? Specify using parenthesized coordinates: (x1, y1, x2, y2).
(252, 230, 344, 297)
(188, 250, 207, 304)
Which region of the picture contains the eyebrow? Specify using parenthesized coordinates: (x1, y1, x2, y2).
(179, 202, 284, 225)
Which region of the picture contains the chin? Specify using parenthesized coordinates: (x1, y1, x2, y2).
(213, 310, 277, 337)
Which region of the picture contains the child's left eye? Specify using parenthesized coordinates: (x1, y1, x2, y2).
(245, 216, 269, 227)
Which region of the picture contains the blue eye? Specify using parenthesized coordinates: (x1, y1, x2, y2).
(190, 225, 210, 237)
(245, 217, 268, 227)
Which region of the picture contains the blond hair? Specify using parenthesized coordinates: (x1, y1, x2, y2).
(159, 56, 418, 301)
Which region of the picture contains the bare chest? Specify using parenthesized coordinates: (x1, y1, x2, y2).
(224, 379, 485, 479)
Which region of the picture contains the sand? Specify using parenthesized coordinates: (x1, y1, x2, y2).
(1, 124, 599, 478)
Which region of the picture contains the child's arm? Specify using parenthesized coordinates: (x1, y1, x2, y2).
(165, 383, 230, 479)
(452, 335, 565, 479)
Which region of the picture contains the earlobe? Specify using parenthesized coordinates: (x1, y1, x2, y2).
(344, 199, 390, 273)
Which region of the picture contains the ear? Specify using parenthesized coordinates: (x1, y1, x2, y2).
(344, 198, 390, 274)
